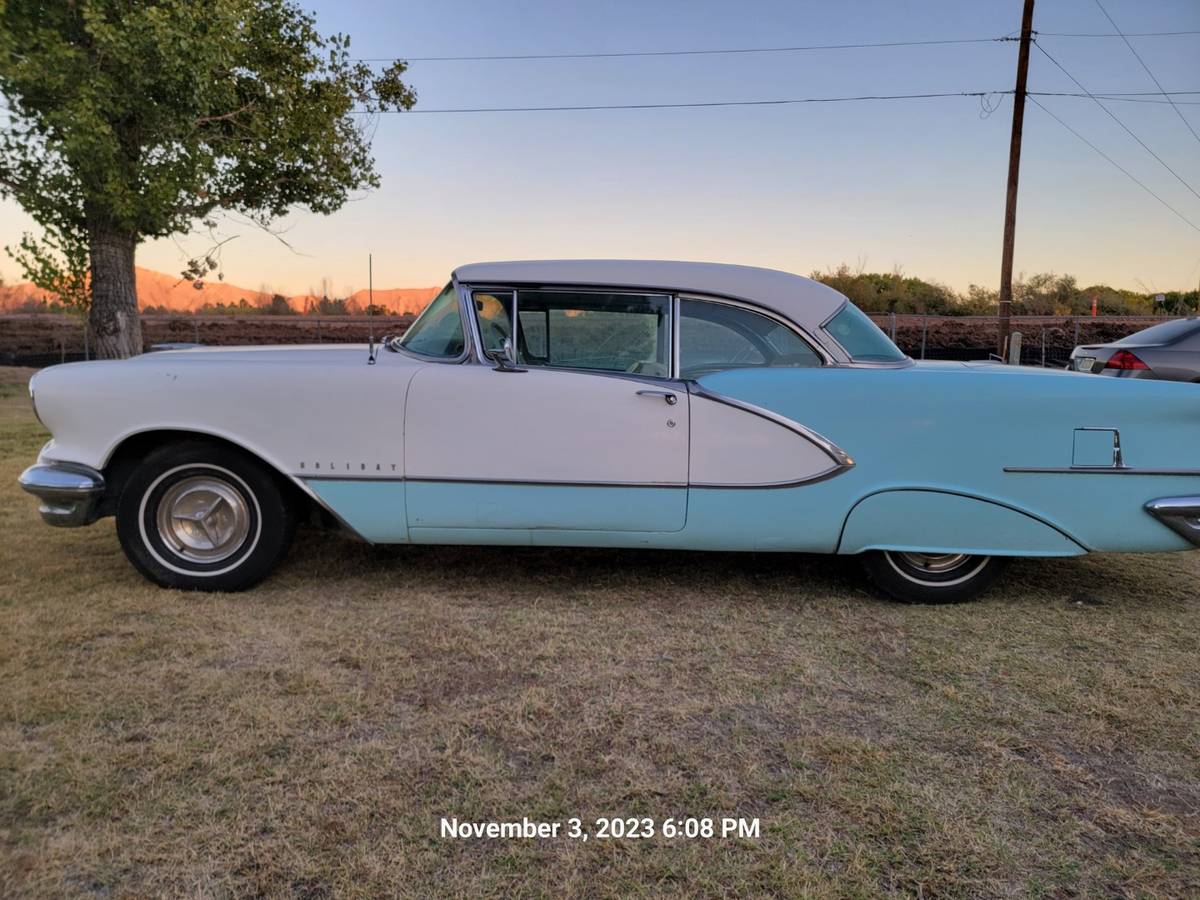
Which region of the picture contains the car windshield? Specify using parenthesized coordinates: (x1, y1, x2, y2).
(1114, 318, 1200, 347)
(396, 282, 465, 358)
(822, 303, 908, 363)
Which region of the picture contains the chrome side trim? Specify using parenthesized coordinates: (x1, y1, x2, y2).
(300, 475, 689, 489)
(687, 383, 855, 470)
(1004, 467, 1200, 476)
(300, 475, 405, 483)
(299, 473, 848, 492)
(690, 466, 848, 489)
(1145, 496, 1200, 546)
(19, 462, 106, 527)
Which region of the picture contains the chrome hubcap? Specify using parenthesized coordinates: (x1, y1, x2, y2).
(156, 476, 250, 563)
(895, 552, 972, 573)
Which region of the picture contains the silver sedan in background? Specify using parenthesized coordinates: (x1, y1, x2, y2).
(1070, 318, 1200, 381)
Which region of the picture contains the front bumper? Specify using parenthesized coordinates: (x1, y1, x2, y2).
(18, 462, 106, 527)
(1146, 496, 1200, 547)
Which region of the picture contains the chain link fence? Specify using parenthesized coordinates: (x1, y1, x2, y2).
(0, 311, 1177, 369)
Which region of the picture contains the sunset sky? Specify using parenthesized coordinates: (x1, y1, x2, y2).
(1, 0, 1198, 295)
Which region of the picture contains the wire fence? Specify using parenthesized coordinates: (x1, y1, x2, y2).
(0, 311, 1176, 369)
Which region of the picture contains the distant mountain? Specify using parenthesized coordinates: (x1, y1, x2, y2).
(1, 267, 440, 315)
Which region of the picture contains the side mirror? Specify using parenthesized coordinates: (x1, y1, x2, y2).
(487, 337, 524, 372)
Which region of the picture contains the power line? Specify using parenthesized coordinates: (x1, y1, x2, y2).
(351, 89, 1200, 114)
(356, 36, 1013, 63)
(1092, 0, 1200, 149)
(1037, 29, 1200, 38)
(1035, 92, 1200, 106)
(1028, 96, 1200, 233)
(1031, 90, 1200, 99)
(353, 90, 1007, 114)
(358, 31, 1200, 64)
(1092, 96, 1200, 105)
(1033, 42, 1200, 202)
(1042, 90, 1200, 96)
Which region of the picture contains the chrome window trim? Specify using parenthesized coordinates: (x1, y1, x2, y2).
(671, 296, 682, 379)
(389, 275, 473, 364)
(454, 275, 911, 368)
(461, 282, 841, 374)
(460, 283, 676, 378)
(458, 281, 916, 370)
(676, 292, 832, 368)
(465, 285, 516, 364)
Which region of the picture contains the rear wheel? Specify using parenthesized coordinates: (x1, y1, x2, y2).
(116, 441, 295, 591)
(860, 550, 1008, 604)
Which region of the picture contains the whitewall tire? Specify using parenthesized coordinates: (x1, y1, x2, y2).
(860, 550, 1009, 604)
(116, 441, 295, 591)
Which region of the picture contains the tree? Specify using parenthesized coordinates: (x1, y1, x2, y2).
(0, 0, 415, 357)
(8, 227, 91, 314)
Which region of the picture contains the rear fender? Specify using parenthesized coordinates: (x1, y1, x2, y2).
(837, 489, 1087, 557)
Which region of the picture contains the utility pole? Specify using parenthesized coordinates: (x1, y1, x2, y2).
(997, 0, 1036, 359)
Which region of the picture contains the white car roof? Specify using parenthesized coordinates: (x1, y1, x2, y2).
(452, 260, 849, 332)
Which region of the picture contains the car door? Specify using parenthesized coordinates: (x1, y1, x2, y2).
(403, 287, 689, 534)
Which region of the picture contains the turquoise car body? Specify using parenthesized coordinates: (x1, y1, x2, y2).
(308, 361, 1200, 557)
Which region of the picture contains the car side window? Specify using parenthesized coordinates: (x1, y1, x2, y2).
(398, 282, 465, 358)
(679, 299, 821, 379)
(514, 290, 672, 376)
(473, 291, 514, 355)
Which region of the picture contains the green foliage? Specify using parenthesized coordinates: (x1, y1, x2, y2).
(810, 265, 961, 315)
(0, 0, 415, 293)
(265, 293, 295, 316)
(811, 265, 1199, 317)
(308, 295, 349, 316)
(7, 228, 90, 313)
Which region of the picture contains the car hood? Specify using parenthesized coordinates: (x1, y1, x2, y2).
(124, 343, 380, 366)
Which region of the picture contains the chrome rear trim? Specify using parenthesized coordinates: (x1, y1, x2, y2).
(1146, 496, 1200, 546)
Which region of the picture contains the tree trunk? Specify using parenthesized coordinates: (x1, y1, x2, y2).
(87, 226, 142, 359)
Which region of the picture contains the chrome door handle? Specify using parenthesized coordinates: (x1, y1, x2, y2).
(636, 389, 678, 405)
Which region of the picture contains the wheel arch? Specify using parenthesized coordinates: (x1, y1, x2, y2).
(836, 487, 1089, 557)
(98, 428, 324, 527)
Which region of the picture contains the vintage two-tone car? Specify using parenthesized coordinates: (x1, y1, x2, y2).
(19, 260, 1200, 603)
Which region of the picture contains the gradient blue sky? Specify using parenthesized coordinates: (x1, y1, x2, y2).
(2, 0, 1198, 294)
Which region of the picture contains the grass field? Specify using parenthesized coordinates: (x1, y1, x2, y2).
(0, 366, 1197, 898)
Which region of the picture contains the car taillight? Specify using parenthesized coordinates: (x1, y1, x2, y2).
(1105, 350, 1149, 371)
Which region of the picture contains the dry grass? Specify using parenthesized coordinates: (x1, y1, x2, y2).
(0, 366, 1197, 898)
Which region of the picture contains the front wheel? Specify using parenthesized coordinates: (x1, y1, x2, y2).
(116, 441, 295, 591)
(860, 551, 1009, 604)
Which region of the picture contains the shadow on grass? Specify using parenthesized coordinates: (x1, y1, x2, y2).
(267, 525, 1178, 611)
(279, 525, 867, 600)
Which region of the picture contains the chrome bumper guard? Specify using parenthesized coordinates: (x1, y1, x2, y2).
(18, 463, 106, 527)
(1146, 496, 1200, 547)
